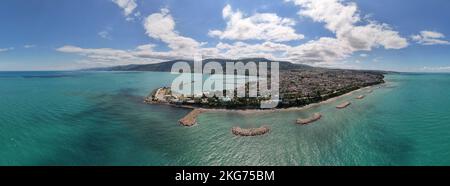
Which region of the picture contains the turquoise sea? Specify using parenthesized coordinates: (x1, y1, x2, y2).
(1, 71, 450, 166)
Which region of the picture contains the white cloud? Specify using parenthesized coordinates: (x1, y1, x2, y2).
(412, 31, 450, 45)
(56, 45, 135, 62)
(209, 5, 304, 42)
(24, 45, 36, 48)
(283, 0, 408, 63)
(291, 0, 359, 33)
(125, 11, 142, 21)
(289, 0, 408, 50)
(0, 47, 14, 52)
(144, 8, 203, 55)
(57, 8, 209, 66)
(212, 0, 407, 64)
(56, 43, 201, 66)
(135, 44, 155, 51)
(112, 0, 137, 17)
(421, 66, 450, 72)
(98, 30, 112, 40)
(58, 1, 411, 68)
(215, 41, 292, 60)
(287, 37, 353, 63)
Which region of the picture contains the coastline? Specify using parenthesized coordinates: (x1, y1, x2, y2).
(146, 82, 386, 127)
(201, 84, 378, 115)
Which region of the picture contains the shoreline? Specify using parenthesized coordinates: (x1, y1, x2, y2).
(147, 83, 382, 115)
(171, 85, 378, 127)
(201, 84, 378, 115)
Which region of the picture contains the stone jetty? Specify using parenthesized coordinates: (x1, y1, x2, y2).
(231, 126, 270, 136)
(336, 101, 351, 109)
(179, 109, 205, 127)
(296, 113, 322, 125)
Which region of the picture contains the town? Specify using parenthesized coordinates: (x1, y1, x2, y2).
(145, 67, 385, 109)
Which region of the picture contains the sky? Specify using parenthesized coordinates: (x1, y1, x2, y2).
(1, 0, 450, 72)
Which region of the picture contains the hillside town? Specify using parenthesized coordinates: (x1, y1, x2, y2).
(145, 68, 385, 109)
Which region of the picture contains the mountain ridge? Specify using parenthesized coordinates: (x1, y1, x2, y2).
(82, 58, 313, 72)
(82, 57, 395, 74)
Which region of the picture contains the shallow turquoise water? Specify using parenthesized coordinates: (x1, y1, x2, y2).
(0, 71, 450, 165)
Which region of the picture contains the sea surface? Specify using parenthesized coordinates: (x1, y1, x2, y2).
(1, 71, 450, 165)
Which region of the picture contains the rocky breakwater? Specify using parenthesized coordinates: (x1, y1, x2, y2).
(296, 113, 322, 125)
(179, 109, 206, 127)
(336, 101, 351, 109)
(232, 126, 270, 136)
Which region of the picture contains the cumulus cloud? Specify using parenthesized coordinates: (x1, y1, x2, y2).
(209, 5, 304, 42)
(289, 0, 409, 50)
(112, 0, 137, 17)
(287, 37, 353, 63)
(292, 0, 360, 33)
(58, 1, 411, 68)
(57, 8, 209, 66)
(215, 41, 292, 60)
(412, 31, 450, 45)
(284, 0, 408, 63)
(144, 8, 204, 55)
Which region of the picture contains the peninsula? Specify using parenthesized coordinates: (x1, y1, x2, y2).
(139, 58, 385, 110)
(88, 58, 385, 129)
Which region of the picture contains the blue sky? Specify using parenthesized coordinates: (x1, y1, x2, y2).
(0, 0, 450, 72)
